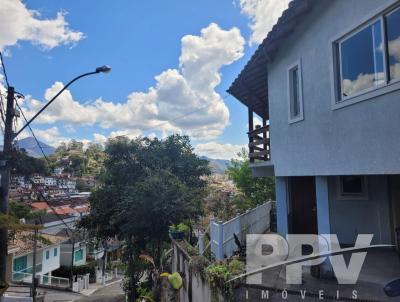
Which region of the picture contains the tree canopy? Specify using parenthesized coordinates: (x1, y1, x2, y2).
(226, 148, 275, 209)
(80, 134, 210, 300)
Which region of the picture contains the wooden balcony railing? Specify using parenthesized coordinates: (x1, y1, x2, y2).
(248, 125, 270, 162)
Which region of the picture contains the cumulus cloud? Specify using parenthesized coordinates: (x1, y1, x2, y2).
(22, 23, 245, 140)
(32, 126, 69, 147)
(195, 141, 245, 160)
(0, 0, 83, 50)
(238, 0, 290, 45)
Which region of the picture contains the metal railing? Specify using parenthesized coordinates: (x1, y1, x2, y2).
(248, 125, 270, 162)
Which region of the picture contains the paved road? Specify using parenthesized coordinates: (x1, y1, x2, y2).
(74, 280, 125, 302)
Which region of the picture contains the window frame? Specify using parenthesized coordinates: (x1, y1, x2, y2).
(287, 59, 304, 124)
(330, 0, 400, 109)
(337, 17, 388, 101)
(54, 248, 58, 257)
(336, 176, 369, 200)
(45, 250, 50, 260)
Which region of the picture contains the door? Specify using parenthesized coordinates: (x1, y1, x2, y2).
(289, 177, 318, 234)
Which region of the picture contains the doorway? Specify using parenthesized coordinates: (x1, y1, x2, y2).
(289, 176, 318, 234)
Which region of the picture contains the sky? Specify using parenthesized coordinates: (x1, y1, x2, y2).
(0, 0, 290, 159)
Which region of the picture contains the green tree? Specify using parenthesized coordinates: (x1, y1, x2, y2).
(226, 148, 275, 210)
(10, 149, 49, 175)
(80, 135, 210, 301)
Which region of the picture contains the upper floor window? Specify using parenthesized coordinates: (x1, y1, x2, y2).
(339, 20, 384, 98)
(46, 250, 50, 260)
(335, 6, 400, 103)
(288, 60, 304, 123)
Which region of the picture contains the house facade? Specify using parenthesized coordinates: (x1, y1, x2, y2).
(228, 0, 400, 250)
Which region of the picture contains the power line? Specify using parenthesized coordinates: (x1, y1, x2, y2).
(14, 98, 76, 235)
(15, 99, 49, 162)
(0, 51, 10, 88)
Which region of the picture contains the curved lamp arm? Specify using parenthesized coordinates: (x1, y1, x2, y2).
(14, 66, 111, 139)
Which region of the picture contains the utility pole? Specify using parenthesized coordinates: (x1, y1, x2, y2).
(70, 236, 75, 289)
(31, 223, 38, 302)
(0, 86, 15, 284)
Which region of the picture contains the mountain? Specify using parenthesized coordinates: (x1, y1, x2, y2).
(16, 137, 56, 158)
(200, 156, 231, 174)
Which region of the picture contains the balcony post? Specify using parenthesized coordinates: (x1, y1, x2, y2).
(262, 117, 268, 160)
(248, 108, 254, 163)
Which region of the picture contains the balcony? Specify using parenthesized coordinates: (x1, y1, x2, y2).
(248, 124, 270, 163)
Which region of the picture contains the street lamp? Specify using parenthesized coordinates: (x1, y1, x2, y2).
(14, 65, 111, 139)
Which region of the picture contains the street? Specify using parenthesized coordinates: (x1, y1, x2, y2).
(74, 280, 125, 302)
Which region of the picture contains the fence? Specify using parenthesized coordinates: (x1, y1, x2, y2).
(12, 271, 70, 289)
(208, 201, 272, 260)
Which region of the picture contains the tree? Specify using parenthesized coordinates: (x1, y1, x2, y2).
(10, 149, 49, 176)
(80, 135, 210, 301)
(226, 148, 275, 210)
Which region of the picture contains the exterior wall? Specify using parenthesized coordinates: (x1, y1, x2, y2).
(60, 243, 87, 267)
(267, 0, 400, 177)
(41, 246, 60, 274)
(12, 245, 61, 276)
(328, 175, 392, 245)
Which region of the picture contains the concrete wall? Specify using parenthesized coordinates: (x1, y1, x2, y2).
(328, 175, 392, 245)
(267, 0, 400, 177)
(171, 241, 225, 302)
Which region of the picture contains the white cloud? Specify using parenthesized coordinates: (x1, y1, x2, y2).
(0, 0, 83, 50)
(195, 141, 245, 160)
(33, 126, 69, 147)
(238, 0, 290, 45)
(22, 23, 245, 140)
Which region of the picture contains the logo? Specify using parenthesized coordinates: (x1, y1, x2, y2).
(229, 234, 391, 285)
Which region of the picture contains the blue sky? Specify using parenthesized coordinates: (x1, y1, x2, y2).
(0, 0, 289, 159)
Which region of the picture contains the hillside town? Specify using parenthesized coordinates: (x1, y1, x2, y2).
(2, 0, 400, 302)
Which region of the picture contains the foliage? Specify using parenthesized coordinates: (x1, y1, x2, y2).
(169, 223, 189, 233)
(0, 213, 41, 231)
(47, 140, 105, 177)
(189, 255, 210, 278)
(204, 259, 245, 300)
(80, 134, 210, 301)
(136, 287, 155, 302)
(9, 202, 44, 220)
(226, 148, 275, 209)
(10, 148, 49, 175)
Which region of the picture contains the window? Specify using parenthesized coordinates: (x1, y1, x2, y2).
(386, 8, 400, 80)
(46, 250, 50, 260)
(338, 176, 368, 199)
(54, 248, 58, 257)
(339, 20, 384, 98)
(75, 249, 84, 262)
(288, 60, 304, 123)
(13, 256, 27, 272)
(334, 6, 400, 104)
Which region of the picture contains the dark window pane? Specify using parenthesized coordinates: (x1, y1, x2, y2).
(291, 67, 300, 118)
(341, 176, 363, 194)
(386, 9, 400, 80)
(340, 20, 384, 98)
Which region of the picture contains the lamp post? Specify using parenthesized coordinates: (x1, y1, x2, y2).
(0, 65, 111, 289)
(14, 65, 111, 138)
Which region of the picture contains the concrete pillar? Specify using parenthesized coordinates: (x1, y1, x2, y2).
(315, 176, 334, 277)
(276, 177, 289, 236)
(198, 233, 205, 255)
(315, 176, 331, 234)
(217, 220, 224, 261)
